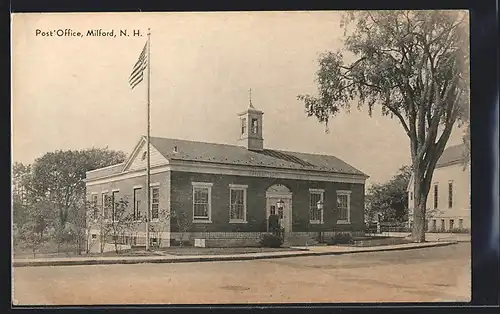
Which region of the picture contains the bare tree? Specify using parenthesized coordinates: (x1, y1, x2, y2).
(88, 200, 113, 255)
(84, 200, 102, 254)
(106, 196, 134, 254)
(173, 211, 192, 247)
(149, 208, 171, 248)
(127, 221, 142, 247)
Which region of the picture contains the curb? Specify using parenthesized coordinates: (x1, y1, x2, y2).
(13, 241, 457, 268)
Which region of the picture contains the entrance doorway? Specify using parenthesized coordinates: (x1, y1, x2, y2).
(266, 184, 292, 236)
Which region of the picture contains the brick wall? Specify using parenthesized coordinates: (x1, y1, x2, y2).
(86, 169, 366, 246)
(170, 171, 365, 234)
(86, 171, 171, 217)
(86, 171, 171, 247)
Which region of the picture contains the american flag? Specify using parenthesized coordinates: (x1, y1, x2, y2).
(129, 41, 148, 89)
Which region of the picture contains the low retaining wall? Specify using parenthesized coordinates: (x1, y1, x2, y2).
(170, 231, 366, 247)
(170, 232, 266, 247)
(93, 231, 368, 249)
(377, 232, 470, 242)
(351, 237, 410, 247)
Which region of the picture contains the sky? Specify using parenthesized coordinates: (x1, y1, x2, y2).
(11, 11, 465, 186)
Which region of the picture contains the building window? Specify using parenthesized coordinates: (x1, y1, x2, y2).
(433, 184, 439, 209)
(91, 194, 98, 219)
(432, 219, 437, 231)
(111, 190, 119, 221)
(336, 191, 351, 222)
(91, 234, 97, 240)
(102, 192, 109, 220)
(150, 187, 160, 220)
(440, 219, 445, 232)
(141, 151, 147, 160)
(229, 185, 247, 223)
(459, 219, 463, 229)
(251, 118, 258, 134)
(448, 181, 453, 209)
(449, 219, 454, 231)
(133, 187, 142, 220)
(277, 205, 284, 219)
(192, 182, 212, 222)
(309, 189, 324, 224)
(410, 191, 413, 201)
(241, 118, 247, 135)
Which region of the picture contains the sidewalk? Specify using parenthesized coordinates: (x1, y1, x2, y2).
(12, 241, 457, 268)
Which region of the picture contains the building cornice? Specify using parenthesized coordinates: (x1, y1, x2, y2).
(85, 159, 368, 186)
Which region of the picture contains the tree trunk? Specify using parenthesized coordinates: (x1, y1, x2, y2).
(114, 233, 118, 254)
(100, 233, 105, 254)
(412, 199, 427, 242)
(411, 169, 429, 242)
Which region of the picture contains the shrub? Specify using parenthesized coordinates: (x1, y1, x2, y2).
(170, 239, 193, 247)
(259, 234, 283, 248)
(364, 223, 379, 234)
(331, 232, 354, 245)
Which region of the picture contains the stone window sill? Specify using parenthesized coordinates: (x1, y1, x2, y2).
(193, 219, 212, 224)
(337, 220, 351, 224)
(229, 220, 247, 224)
(309, 220, 323, 224)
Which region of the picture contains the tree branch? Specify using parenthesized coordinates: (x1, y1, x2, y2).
(385, 104, 411, 136)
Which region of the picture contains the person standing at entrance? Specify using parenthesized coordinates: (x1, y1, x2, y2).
(268, 209, 280, 237)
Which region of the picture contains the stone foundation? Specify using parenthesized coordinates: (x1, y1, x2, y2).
(288, 231, 364, 238)
(169, 231, 365, 247)
(170, 232, 266, 247)
(88, 229, 366, 249)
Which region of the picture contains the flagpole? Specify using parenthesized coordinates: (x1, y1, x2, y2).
(145, 28, 151, 251)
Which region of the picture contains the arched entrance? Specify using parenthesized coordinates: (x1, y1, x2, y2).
(265, 184, 293, 236)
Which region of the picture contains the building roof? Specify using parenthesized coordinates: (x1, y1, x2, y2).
(149, 136, 368, 176)
(86, 135, 369, 180)
(86, 163, 125, 180)
(436, 143, 468, 168)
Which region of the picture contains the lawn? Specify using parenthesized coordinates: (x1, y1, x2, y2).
(13, 240, 86, 258)
(13, 242, 301, 259)
(156, 247, 301, 256)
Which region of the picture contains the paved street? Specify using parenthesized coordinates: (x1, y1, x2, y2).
(13, 243, 470, 305)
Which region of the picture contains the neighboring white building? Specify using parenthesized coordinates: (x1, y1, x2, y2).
(407, 144, 470, 232)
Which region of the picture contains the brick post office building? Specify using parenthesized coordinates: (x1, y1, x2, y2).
(85, 104, 369, 248)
